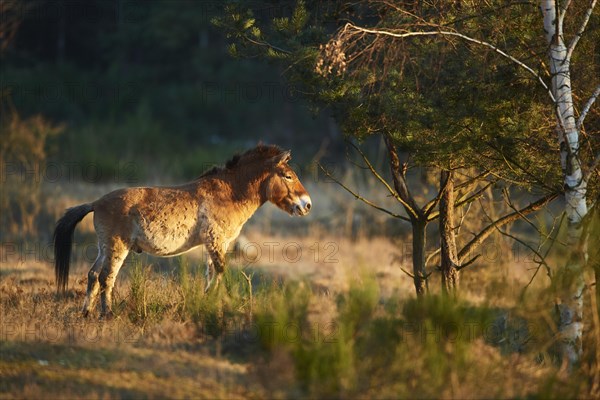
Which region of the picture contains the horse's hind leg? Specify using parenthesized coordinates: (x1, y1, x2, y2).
(82, 245, 104, 317)
(98, 239, 129, 318)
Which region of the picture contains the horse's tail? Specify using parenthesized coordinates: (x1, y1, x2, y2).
(54, 203, 93, 294)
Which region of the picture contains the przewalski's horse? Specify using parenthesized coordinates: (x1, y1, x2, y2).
(54, 145, 311, 318)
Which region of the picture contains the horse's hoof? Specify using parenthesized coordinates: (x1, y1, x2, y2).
(82, 309, 90, 318)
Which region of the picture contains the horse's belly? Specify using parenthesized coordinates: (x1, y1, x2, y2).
(138, 236, 198, 257)
(133, 220, 202, 257)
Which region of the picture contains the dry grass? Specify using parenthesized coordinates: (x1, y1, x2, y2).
(1, 232, 594, 399)
(1, 180, 597, 399)
(0, 256, 256, 399)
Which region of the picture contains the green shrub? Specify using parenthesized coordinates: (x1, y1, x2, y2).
(178, 257, 255, 339)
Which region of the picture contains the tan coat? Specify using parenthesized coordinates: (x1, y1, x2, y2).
(53, 145, 311, 318)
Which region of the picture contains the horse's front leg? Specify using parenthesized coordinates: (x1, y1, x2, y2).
(204, 258, 215, 293)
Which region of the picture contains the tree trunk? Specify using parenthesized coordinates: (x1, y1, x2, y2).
(440, 170, 460, 295)
(383, 134, 429, 296)
(412, 219, 428, 295)
(541, 0, 589, 368)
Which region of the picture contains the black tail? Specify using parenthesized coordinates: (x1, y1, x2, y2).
(54, 203, 93, 294)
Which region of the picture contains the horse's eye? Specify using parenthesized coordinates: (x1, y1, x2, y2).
(284, 174, 293, 181)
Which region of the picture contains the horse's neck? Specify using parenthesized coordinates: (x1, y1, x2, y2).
(192, 170, 267, 224)
(230, 171, 269, 222)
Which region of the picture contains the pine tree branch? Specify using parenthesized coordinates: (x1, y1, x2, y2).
(342, 23, 555, 103)
(483, 141, 559, 193)
(241, 35, 292, 55)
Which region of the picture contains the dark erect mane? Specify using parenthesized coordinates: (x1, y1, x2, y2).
(197, 144, 284, 179)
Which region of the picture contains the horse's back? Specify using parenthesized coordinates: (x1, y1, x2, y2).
(92, 185, 205, 256)
(93, 185, 196, 214)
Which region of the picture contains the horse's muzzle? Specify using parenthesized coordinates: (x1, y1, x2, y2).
(293, 195, 312, 216)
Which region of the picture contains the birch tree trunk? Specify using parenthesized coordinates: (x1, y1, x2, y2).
(541, 0, 588, 368)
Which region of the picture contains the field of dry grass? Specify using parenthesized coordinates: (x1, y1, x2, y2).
(1, 181, 598, 398)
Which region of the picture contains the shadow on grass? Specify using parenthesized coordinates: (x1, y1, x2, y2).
(0, 340, 247, 398)
(0, 341, 147, 398)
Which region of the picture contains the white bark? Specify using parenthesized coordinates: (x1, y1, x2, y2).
(541, 0, 591, 368)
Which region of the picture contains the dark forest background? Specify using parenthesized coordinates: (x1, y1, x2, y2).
(1, 0, 337, 181)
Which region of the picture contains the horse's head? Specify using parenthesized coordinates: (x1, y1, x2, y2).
(265, 150, 311, 216)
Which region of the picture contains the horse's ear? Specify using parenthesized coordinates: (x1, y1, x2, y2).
(271, 150, 291, 166)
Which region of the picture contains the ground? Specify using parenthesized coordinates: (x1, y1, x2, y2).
(0, 183, 596, 398)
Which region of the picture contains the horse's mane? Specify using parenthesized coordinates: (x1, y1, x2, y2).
(197, 144, 284, 179)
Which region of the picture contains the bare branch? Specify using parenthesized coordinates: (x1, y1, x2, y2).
(240, 269, 254, 320)
(423, 170, 453, 219)
(400, 267, 415, 279)
(457, 202, 474, 237)
(495, 191, 561, 277)
(456, 254, 481, 271)
(458, 193, 558, 263)
(400, 266, 432, 280)
(565, 0, 598, 62)
(520, 212, 565, 295)
(346, 140, 410, 208)
(496, 227, 553, 281)
(503, 189, 567, 246)
(559, 0, 573, 25)
(423, 189, 444, 218)
(454, 170, 493, 191)
(342, 23, 555, 102)
(456, 181, 494, 207)
(425, 248, 441, 268)
(588, 152, 600, 183)
(318, 163, 410, 221)
(577, 84, 600, 130)
(427, 180, 493, 222)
